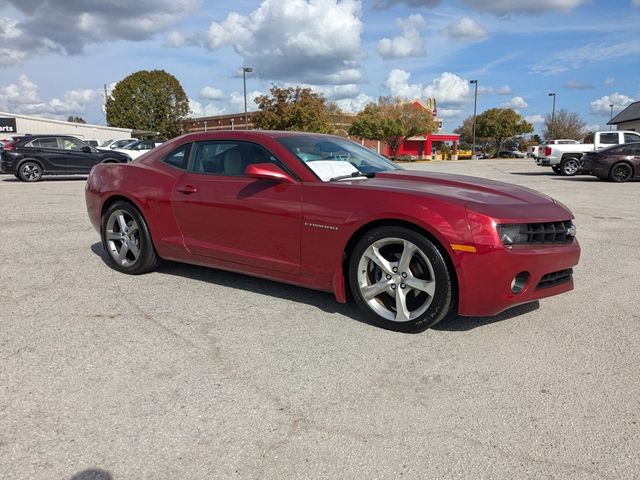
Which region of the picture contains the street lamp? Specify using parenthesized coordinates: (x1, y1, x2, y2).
(548, 92, 556, 140)
(242, 67, 253, 130)
(470, 80, 478, 159)
(609, 104, 614, 130)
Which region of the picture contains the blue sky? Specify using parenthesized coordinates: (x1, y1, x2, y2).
(1, 0, 638, 135)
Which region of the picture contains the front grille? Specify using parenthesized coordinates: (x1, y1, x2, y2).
(497, 220, 575, 245)
(537, 268, 573, 289)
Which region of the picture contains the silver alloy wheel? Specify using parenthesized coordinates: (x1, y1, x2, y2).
(105, 209, 141, 267)
(21, 163, 41, 181)
(562, 157, 580, 176)
(356, 237, 436, 322)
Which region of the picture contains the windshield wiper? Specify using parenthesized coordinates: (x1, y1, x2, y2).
(329, 171, 375, 182)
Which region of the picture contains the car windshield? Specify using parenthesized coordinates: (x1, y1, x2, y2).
(276, 134, 400, 182)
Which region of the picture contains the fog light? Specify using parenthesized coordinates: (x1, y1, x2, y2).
(511, 272, 530, 294)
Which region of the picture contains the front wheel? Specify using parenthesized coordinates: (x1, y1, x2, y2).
(348, 226, 453, 332)
(101, 201, 159, 274)
(609, 162, 633, 182)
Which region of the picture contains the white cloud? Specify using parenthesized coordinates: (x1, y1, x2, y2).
(199, 86, 225, 101)
(590, 93, 635, 116)
(585, 123, 602, 132)
(0, 75, 97, 118)
(604, 77, 615, 85)
(564, 80, 594, 89)
(0, 1, 200, 64)
(633, 0, 640, 7)
(437, 108, 462, 118)
(373, 0, 441, 8)
(459, 0, 587, 15)
(189, 99, 227, 118)
(443, 17, 488, 42)
(377, 14, 426, 59)
(166, 31, 188, 48)
(385, 69, 470, 107)
(335, 93, 374, 113)
(199, 0, 365, 85)
(502, 96, 529, 109)
(531, 40, 640, 75)
(525, 115, 544, 124)
(496, 85, 513, 95)
(424, 72, 470, 106)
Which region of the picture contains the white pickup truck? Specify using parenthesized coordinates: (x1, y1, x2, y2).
(535, 130, 640, 176)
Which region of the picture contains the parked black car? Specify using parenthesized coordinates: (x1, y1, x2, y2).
(580, 142, 640, 182)
(0, 135, 131, 182)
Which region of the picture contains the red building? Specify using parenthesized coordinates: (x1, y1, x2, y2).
(391, 99, 460, 160)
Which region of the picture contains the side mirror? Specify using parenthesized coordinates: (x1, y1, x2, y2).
(244, 163, 295, 183)
(82, 146, 92, 153)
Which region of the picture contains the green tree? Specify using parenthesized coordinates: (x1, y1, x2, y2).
(349, 97, 438, 159)
(475, 108, 534, 156)
(542, 109, 586, 141)
(253, 86, 335, 133)
(106, 70, 189, 139)
(453, 115, 492, 152)
(67, 115, 86, 124)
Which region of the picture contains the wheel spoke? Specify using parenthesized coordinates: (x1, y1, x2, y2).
(128, 242, 140, 260)
(127, 223, 139, 236)
(394, 288, 411, 322)
(116, 214, 128, 234)
(361, 278, 389, 300)
(404, 275, 436, 297)
(363, 244, 394, 275)
(106, 230, 124, 242)
(397, 240, 417, 273)
(118, 244, 130, 264)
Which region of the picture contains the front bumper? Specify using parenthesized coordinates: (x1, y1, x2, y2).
(455, 240, 580, 317)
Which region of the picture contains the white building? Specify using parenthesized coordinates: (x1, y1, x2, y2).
(608, 101, 640, 132)
(0, 111, 132, 144)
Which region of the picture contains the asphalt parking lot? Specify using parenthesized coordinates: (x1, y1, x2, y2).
(1, 159, 638, 480)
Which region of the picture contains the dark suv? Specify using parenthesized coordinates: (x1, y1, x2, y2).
(0, 135, 131, 182)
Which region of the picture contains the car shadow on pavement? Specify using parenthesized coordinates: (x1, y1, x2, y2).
(434, 301, 540, 331)
(69, 468, 112, 480)
(1, 175, 88, 182)
(91, 243, 542, 332)
(90, 243, 369, 325)
(508, 171, 558, 176)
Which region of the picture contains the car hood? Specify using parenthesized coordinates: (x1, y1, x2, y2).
(363, 170, 571, 220)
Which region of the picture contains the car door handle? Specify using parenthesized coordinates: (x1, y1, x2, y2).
(177, 185, 197, 194)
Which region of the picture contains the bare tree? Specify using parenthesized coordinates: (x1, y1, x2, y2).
(542, 109, 586, 141)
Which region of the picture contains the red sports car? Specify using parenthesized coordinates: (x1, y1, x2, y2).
(86, 130, 580, 332)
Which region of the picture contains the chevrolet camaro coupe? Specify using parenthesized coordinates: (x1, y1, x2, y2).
(85, 131, 580, 332)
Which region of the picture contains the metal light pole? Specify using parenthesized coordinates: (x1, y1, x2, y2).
(548, 92, 556, 140)
(470, 80, 478, 159)
(242, 67, 253, 130)
(609, 104, 614, 130)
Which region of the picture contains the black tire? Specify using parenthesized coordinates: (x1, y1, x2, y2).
(551, 166, 561, 175)
(609, 162, 633, 183)
(559, 156, 581, 176)
(17, 161, 43, 182)
(101, 201, 159, 274)
(102, 158, 119, 164)
(348, 226, 453, 333)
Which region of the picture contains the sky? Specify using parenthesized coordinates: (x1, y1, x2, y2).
(0, 0, 639, 135)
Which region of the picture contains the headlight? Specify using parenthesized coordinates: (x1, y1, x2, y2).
(497, 224, 525, 245)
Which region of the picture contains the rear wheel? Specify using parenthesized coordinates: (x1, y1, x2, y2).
(348, 226, 453, 332)
(609, 162, 633, 183)
(560, 156, 581, 176)
(101, 201, 158, 274)
(17, 161, 43, 182)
